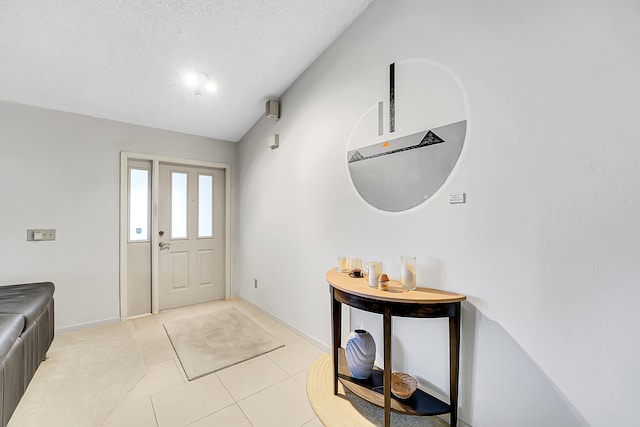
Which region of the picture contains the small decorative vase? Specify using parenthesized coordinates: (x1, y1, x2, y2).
(345, 329, 376, 379)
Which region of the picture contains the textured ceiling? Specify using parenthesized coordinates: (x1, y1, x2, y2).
(0, 0, 371, 141)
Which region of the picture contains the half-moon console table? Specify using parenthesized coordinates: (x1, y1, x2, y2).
(327, 268, 466, 427)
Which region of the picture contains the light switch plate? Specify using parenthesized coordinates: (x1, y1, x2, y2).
(27, 229, 56, 241)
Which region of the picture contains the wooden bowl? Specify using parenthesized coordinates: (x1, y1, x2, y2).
(391, 372, 418, 399)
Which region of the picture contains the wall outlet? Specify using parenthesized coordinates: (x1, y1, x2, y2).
(254, 279, 258, 289)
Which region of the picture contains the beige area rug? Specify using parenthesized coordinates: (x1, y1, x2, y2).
(164, 307, 284, 380)
(8, 321, 146, 427)
(307, 353, 449, 427)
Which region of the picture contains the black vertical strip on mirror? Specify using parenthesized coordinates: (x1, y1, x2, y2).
(389, 62, 395, 133)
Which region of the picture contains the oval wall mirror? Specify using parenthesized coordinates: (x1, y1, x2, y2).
(347, 59, 468, 212)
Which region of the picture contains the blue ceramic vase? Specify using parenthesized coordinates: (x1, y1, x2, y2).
(345, 329, 376, 379)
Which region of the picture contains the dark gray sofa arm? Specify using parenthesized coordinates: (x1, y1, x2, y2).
(0, 282, 55, 427)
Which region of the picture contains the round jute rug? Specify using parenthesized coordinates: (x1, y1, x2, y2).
(306, 353, 449, 427)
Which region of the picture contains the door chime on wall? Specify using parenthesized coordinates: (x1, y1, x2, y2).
(266, 99, 280, 119)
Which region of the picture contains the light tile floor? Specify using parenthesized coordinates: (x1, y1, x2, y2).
(100, 299, 325, 427)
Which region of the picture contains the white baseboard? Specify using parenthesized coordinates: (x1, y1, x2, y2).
(56, 317, 120, 334)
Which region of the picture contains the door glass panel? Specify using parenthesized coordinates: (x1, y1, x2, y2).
(198, 174, 213, 237)
(129, 168, 149, 241)
(171, 172, 188, 239)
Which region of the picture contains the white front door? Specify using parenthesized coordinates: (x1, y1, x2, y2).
(158, 163, 225, 310)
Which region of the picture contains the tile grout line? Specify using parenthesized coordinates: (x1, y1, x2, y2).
(217, 355, 295, 405)
(236, 401, 257, 427)
(215, 370, 236, 402)
(149, 396, 160, 427)
(237, 375, 294, 404)
(299, 415, 318, 427)
(183, 401, 240, 427)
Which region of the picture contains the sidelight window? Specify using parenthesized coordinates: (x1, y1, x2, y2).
(129, 168, 149, 241)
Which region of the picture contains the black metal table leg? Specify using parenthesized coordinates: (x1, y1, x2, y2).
(383, 305, 392, 427)
(449, 302, 461, 427)
(331, 287, 342, 395)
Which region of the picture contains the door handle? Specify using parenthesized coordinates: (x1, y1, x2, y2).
(159, 242, 171, 250)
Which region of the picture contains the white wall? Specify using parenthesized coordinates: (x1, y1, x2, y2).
(237, 0, 640, 426)
(0, 101, 237, 331)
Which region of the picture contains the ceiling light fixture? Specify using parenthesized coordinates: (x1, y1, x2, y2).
(182, 70, 217, 96)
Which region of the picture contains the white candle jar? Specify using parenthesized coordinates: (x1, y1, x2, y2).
(401, 256, 416, 290)
(337, 256, 350, 272)
(367, 261, 383, 288)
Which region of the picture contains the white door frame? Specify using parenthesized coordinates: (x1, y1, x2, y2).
(119, 151, 232, 319)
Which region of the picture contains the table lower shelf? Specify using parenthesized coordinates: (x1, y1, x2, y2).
(337, 348, 451, 416)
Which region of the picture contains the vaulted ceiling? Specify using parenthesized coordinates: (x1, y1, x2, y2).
(0, 0, 371, 141)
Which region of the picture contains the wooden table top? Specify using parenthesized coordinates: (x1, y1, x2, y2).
(326, 268, 466, 304)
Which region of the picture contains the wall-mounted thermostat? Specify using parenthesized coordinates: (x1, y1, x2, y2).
(449, 193, 466, 204)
